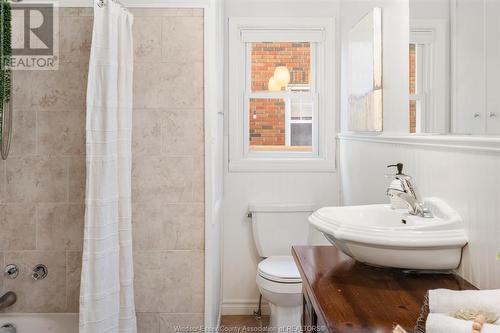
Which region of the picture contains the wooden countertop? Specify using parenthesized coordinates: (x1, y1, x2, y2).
(292, 246, 477, 333)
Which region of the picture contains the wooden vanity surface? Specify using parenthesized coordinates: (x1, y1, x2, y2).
(292, 246, 477, 333)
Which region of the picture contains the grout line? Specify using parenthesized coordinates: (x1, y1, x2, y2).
(35, 110, 39, 156)
(35, 203, 39, 251)
(65, 250, 69, 311)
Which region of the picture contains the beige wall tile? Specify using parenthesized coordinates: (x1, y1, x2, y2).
(66, 251, 82, 313)
(37, 111, 85, 155)
(130, 9, 195, 17)
(11, 71, 33, 110)
(134, 251, 204, 313)
(59, 8, 93, 17)
(193, 155, 205, 203)
(59, 16, 93, 63)
(133, 109, 163, 156)
(133, 203, 204, 251)
(133, 17, 162, 63)
(37, 204, 84, 251)
(163, 109, 204, 156)
(0, 252, 3, 291)
(132, 156, 193, 203)
(134, 62, 203, 109)
(10, 111, 36, 156)
(133, 62, 164, 108)
(3, 251, 66, 312)
(161, 17, 204, 64)
(160, 313, 204, 333)
(6, 157, 68, 203)
(192, 9, 204, 17)
(30, 63, 87, 111)
(0, 204, 36, 250)
(137, 313, 160, 333)
(68, 157, 86, 203)
(158, 62, 204, 109)
(0, 160, 5, 203)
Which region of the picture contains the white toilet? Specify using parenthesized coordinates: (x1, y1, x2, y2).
(249, 204, 314, 330)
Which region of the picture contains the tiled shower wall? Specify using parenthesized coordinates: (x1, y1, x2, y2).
(0, 7, 205, 332)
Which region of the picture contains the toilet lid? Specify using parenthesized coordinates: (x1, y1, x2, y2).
(258, 256, 302, 283)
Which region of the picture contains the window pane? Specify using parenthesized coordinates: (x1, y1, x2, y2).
(291, 124, 312, 146)
(409, 43, 416, 94)
(251, 42, 311, 92)
(291, 98, 313, 120)
(249, 98, 313, 152)
(249, 98, 286, 149)
(409, 99, 420, 134)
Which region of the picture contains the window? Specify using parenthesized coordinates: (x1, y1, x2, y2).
(248, 42, 316, 153)
(409, 21, 449, 133)
(229, 18, 335, 172)
(409, 42, 429, 133)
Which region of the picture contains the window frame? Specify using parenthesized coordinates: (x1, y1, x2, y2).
(228, 17, 336, 173)
(409, 33, 433, 133)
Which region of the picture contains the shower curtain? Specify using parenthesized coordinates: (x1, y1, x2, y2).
(80, 1, 136, 332)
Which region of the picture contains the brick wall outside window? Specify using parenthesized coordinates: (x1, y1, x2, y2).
(409, 44, 417, 133)
(249, 42, 311, 147)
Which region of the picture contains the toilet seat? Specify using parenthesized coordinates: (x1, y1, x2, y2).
(257, 256, 302, 284)
(256, 273, 302, 297)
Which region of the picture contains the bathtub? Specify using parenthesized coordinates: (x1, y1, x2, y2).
(0, 314, 78, 333)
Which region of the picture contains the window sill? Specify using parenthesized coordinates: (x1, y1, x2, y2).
(229, 157, 336, 173)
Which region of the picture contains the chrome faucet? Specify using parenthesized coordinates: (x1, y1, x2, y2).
(386, 163, 433, 218)
(0, 291, 17, 311)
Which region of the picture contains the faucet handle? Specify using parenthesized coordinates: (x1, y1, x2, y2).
(4, 264, 18, 279)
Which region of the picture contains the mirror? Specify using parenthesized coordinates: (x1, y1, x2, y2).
(347, 8, 383, 132)
(409, 0, 500, 135)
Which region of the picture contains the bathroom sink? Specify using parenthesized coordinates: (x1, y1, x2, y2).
(309, 198, 468, 270)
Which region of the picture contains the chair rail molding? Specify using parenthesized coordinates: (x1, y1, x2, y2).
(338, 133, 500, 153)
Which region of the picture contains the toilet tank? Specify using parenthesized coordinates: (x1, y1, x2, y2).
(249, 203, 315, 257)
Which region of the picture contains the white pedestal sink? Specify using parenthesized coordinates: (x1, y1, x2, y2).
(309, 198, 468, 270)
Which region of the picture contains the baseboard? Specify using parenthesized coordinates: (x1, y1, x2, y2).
(221, 300, 271, 316)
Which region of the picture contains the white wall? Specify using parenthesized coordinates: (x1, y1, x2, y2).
(410, 0, 449, 20)
(339, 137, 500, 289)
(222, 173, 338, 314)
(340, 0, 409, 133)
(222, 0, 341, 315)
(225, 0, 340, 18)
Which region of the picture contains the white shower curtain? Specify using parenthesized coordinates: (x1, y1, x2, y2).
(80, 1, 136, 332)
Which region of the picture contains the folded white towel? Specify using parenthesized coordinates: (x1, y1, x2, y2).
(429, 289, 500, 318)
(426, 314, 500, 333)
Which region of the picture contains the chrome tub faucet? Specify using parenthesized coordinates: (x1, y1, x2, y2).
(386, 163, 433, 218)
(0, 291, 17, 311)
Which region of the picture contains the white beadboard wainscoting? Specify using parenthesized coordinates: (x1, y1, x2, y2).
(339, 134, 500, 290)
